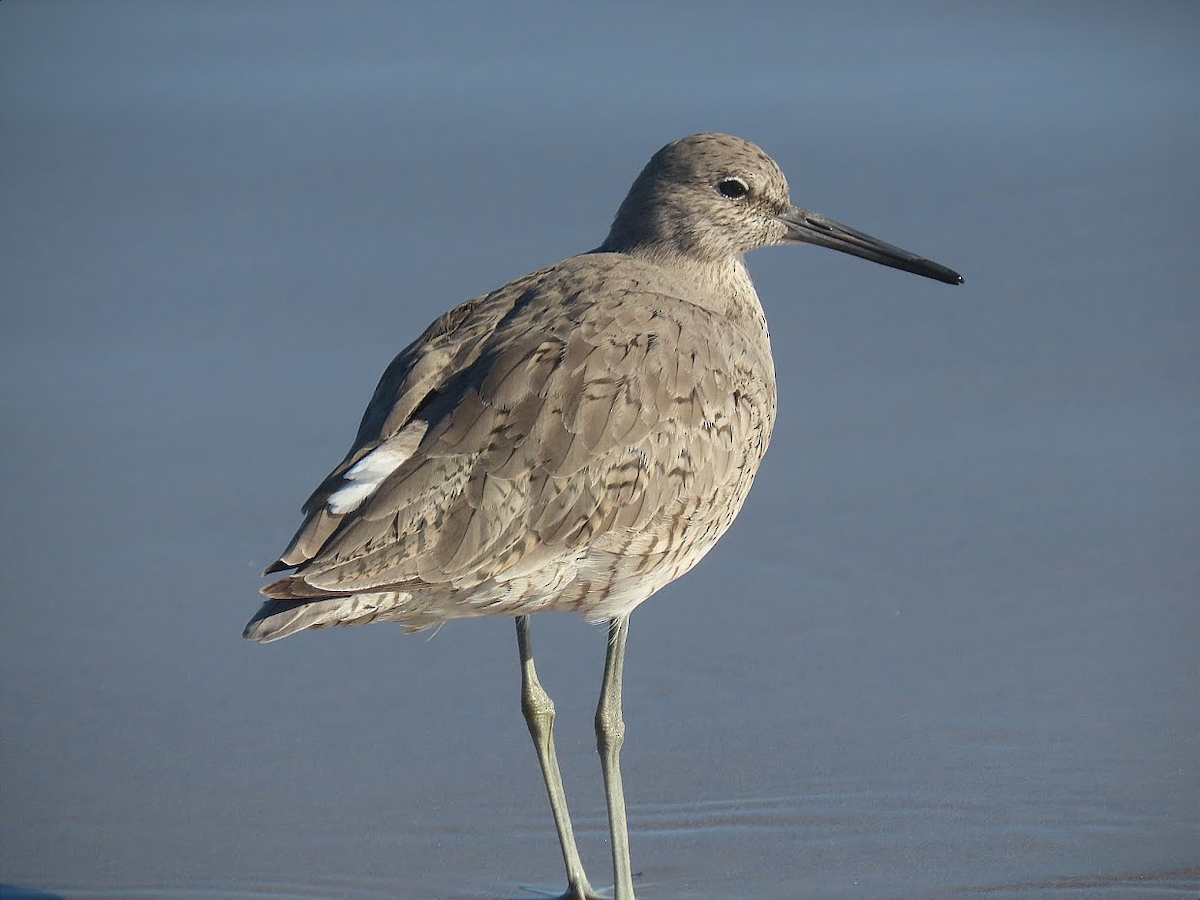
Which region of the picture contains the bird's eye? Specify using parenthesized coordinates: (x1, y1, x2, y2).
(716, 177, 749, 200)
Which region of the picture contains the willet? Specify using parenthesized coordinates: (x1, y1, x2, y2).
(245, 133, 962, 899)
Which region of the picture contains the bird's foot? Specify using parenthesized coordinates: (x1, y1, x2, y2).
(556, 881, 609, 900)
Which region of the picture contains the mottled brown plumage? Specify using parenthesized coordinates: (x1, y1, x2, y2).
(246, 134, 786, 641)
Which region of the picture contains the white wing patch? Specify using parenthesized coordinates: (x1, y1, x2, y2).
(327, 420, 429, 515)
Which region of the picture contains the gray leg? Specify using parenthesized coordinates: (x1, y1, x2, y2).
(517, 615, 601, 900)
(596, 615, 636, 900)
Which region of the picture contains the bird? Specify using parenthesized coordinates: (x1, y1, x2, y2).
(244, 133, 962, 899)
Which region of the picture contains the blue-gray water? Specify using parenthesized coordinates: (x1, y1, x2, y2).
(1, 2, 1196, 899)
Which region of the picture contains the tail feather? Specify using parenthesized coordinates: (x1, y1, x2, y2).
(243, 588, 420, 643)
(260, 574, 345, 601)
(243, 598, 337, 643)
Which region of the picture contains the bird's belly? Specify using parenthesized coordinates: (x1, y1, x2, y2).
(559, 461, 767, 622)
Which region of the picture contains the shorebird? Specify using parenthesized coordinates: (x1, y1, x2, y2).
(245, 133, 962, 899)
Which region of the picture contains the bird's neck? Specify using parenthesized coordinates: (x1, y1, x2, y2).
(618, 245, 765, 323)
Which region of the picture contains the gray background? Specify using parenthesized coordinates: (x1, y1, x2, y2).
(1, 2, 1196, 899)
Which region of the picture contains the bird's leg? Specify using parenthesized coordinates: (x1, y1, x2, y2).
(596, 615, 636, 900)
(516, 615, 600, 900)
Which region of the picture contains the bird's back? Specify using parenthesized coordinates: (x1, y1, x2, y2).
(246, 250, 776, 641)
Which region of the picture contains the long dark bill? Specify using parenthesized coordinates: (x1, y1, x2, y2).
(777, 205, 964, 285)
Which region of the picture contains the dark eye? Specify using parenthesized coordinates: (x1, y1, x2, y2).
(716, 177, 749, 199)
